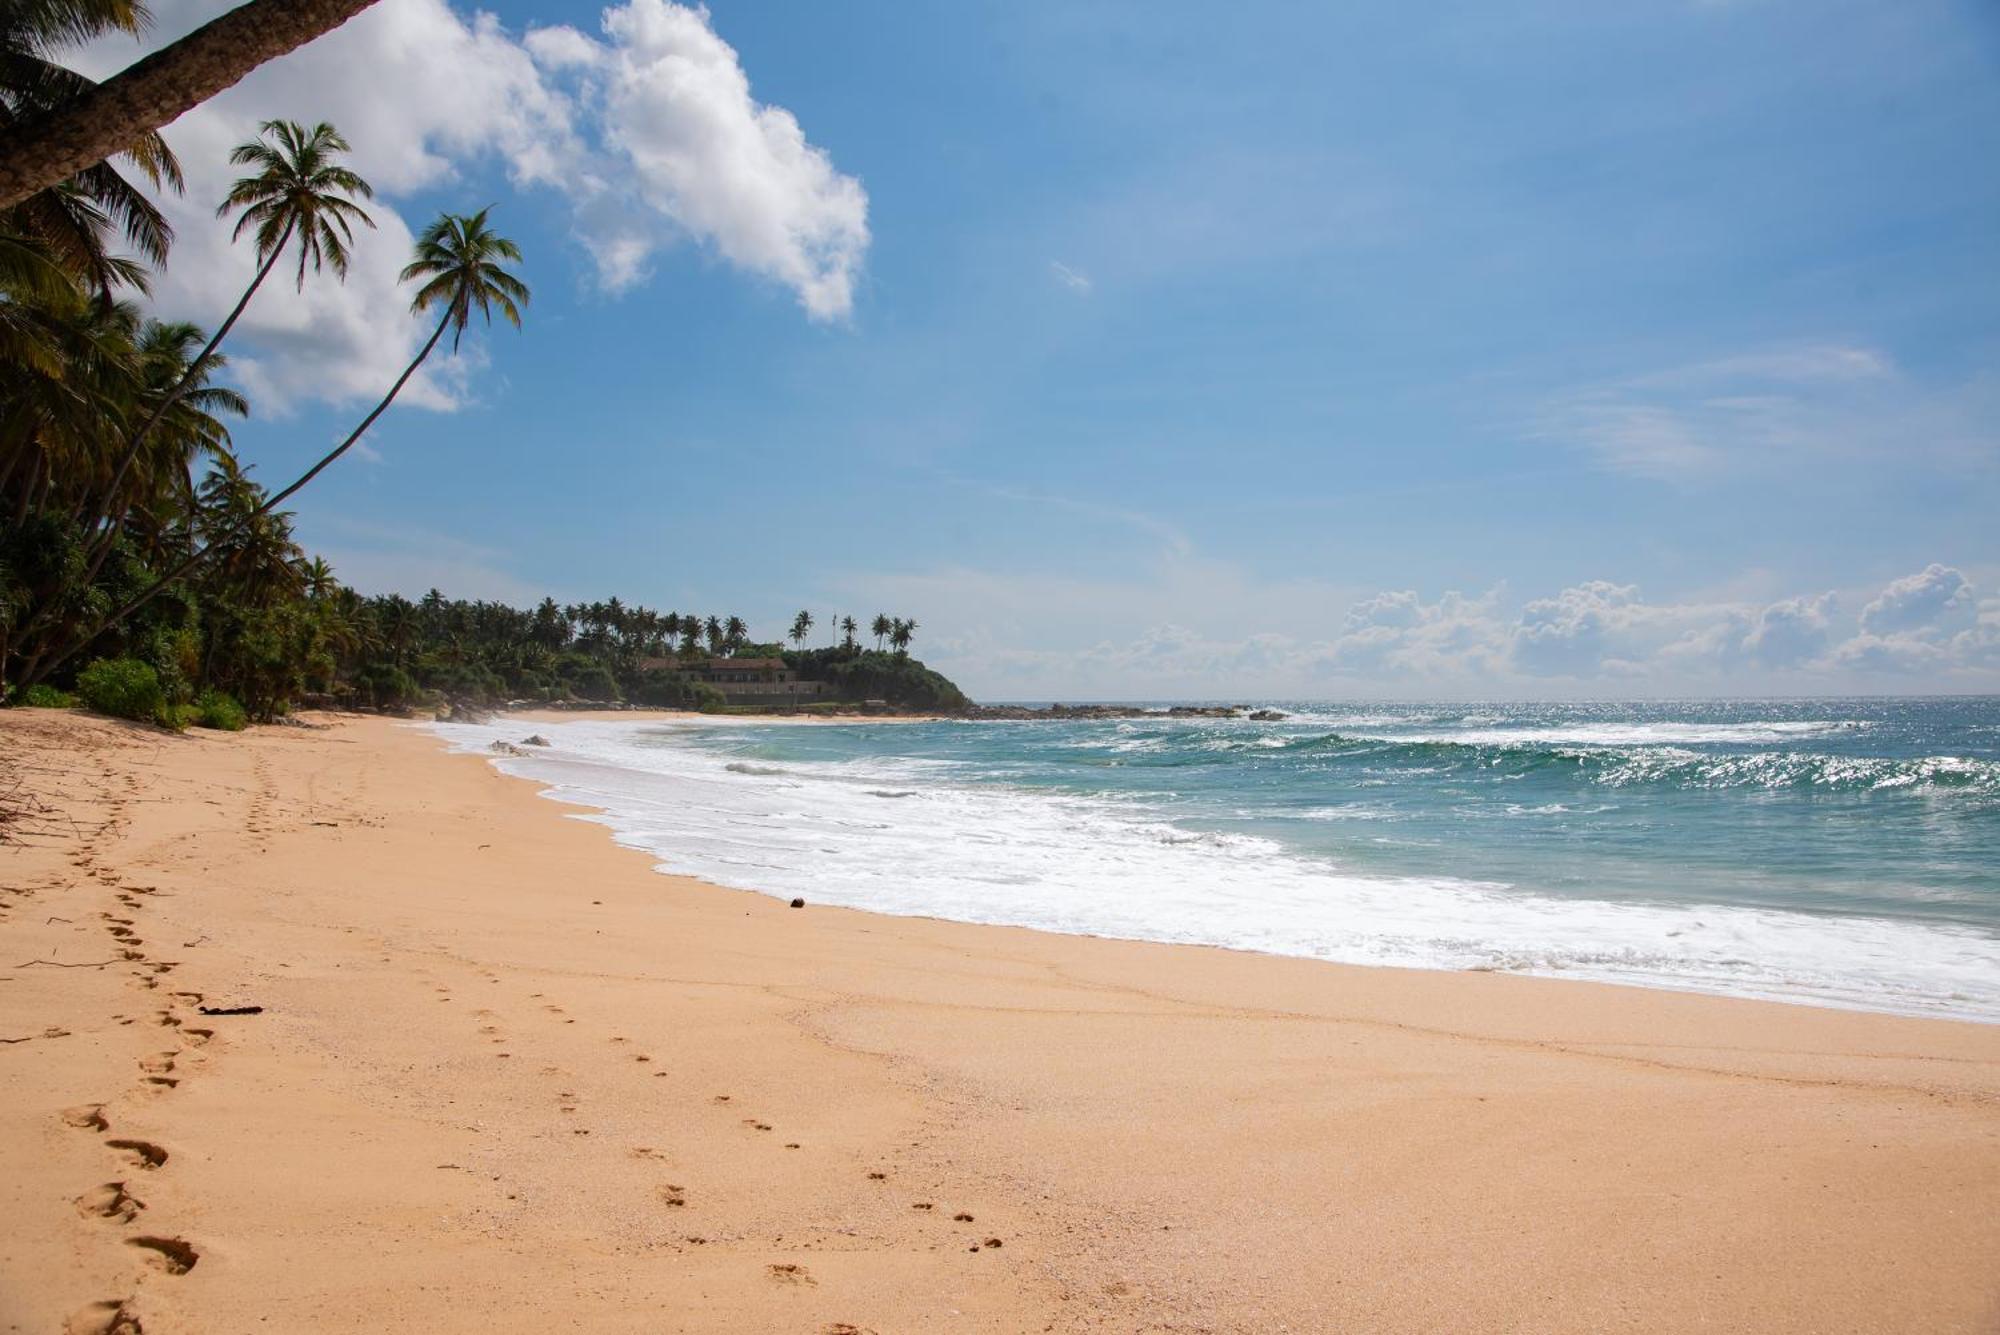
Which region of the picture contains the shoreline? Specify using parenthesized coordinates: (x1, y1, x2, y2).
(445, 711, 2000, 1028)
(2, 709, 1996, 1332)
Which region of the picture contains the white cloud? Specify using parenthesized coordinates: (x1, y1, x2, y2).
(1050, 260, 1092, 293)
(526, 0, 870, 317)
(1856, 562, 1975, 636)
(834, 557, 2000, 698)
(1742, 593, 1834, 667)
(80, 0, 867, 414)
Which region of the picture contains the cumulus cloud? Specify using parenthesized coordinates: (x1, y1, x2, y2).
(836, 558, 1999, 698)
(526, 0, 870, 317)
(1742, 593, 1835, 667)
(80, 0, 866, 413)
(1856, 563, 1976, 636)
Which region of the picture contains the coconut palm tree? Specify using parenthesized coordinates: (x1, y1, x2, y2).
(21, 206, 528, 686)
(870, 613, 891, 651)
(723, 615, 747, 651)
(841, 615, 857, 650)
(1, 0, 183, 300)
(890, 618, 916, 655)
(0, 0, 384, 211)
(789, 609, 812, 647)
(89, 119, 371, 540)
(259, 206, 525, 515)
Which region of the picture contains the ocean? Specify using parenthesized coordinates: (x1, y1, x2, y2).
(431, 698, 2000, 1022)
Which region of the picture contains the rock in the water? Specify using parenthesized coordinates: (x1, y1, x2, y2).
(488, 741, 531, 757)
(520, 734, 551, 747)
(789, 897, 806, 909)
(1248, 709, 1287, 722)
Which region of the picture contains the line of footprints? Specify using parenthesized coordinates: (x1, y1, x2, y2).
(431, 972, 1008, 1325)
(56, 875, 210, 1335)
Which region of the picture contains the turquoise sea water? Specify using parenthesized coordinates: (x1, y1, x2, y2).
(438, 698, 2000, 1021)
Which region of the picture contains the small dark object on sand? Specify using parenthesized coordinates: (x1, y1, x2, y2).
(197, 1004, 263, 1016)
(789, 897, 805, 908)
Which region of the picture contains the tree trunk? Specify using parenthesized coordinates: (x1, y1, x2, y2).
(91, 220, 293, 541)
(20, 311, 453, 688)
(73, 219, 293, 591)
(0, 0, 383, 211)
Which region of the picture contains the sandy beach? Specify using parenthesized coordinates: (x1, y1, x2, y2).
(2, 709, 1996, 1334)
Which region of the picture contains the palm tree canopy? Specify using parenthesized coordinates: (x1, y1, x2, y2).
(401, 205, 529, 350)
(220, 118, 374, 289)
(1, 0, 184, 297)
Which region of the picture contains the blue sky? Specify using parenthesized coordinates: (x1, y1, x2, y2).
(103, 0, 2000, 697)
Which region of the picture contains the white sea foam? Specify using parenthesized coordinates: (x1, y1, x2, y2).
(429, 719, 2000, 1022)
(1365, 721, 1867, 747)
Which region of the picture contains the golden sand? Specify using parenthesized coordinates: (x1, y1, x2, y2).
(2, 709, 1995, 1333)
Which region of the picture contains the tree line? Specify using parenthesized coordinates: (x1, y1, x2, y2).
(2, 5, 528, 719)
(0, 5, 961, 724)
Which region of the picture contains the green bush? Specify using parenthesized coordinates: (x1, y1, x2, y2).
(196, 690, 248, 731)
(76, 657, 167, 724)
(561, 663, 621, 702)
(18, 684, 78, 708)
(355, 663, 423, 710)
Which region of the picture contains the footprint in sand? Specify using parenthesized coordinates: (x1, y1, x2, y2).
(658, 1185, 686, 1207)
(62, 1298, 140, 1334)
(75, 1182, 144, 1223)
(767, 1263, 816, 1286)
(137, 1052, 177, 1075)
(742, 1119, 773, 1132)
(126, 1236, 199, 1275)
(180, 1028, 213, 1047)
(62, 1104, 109, 1132)
(105, 1139, 167, 1171)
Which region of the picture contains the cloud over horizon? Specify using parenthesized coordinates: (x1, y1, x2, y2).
(841, 561, 2000, 699)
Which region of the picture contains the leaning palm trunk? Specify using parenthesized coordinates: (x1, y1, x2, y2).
(6, 234, 294, 676)
(85, 219, 293, 549)
(0, 0, 381, 210)
(19, 310, 451, 688)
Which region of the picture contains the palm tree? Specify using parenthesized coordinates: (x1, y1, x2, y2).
(703, 614, 723, 654)
(21, 206, 528, 685)
(841, 615, 857, 650)
(871, 613, 891, 651)
(88, 120, 370, 535)
(2, 0, 183, 299)
(723, 614, 747, 651)
(0, 0, 385, 211)
(789, 609, 813, 647)
(890, 618, 916, 655)
(260, 206, 525, 515)
(79, 119, 368, 584)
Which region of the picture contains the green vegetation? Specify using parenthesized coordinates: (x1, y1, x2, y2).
(19, 683, 76, 708)
(76, 657, 166, 724)
(1, 15, 533, 724)
(196, 689, 247, 731)
(0, 15, 961, 728)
